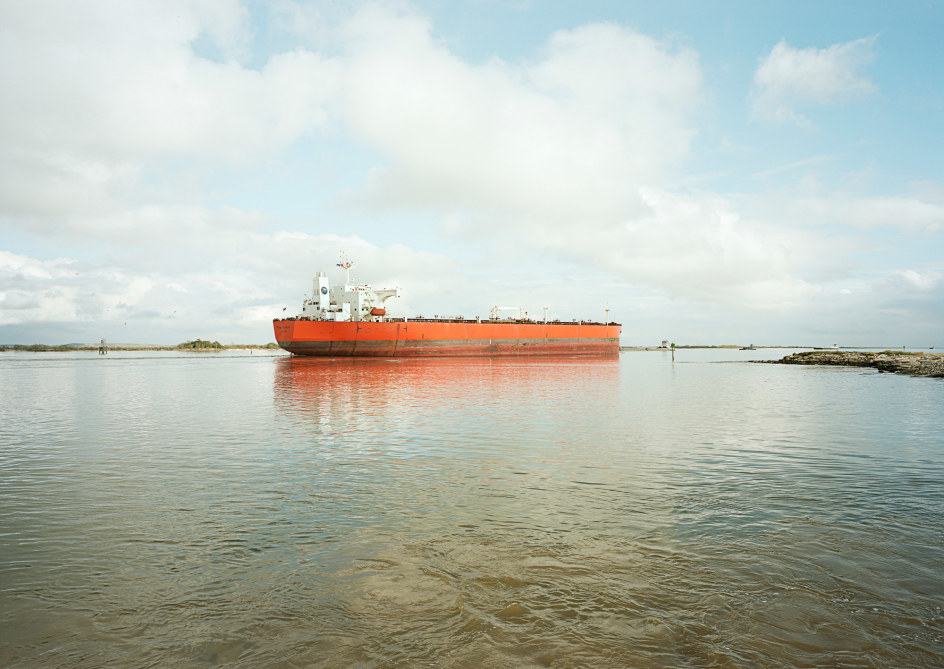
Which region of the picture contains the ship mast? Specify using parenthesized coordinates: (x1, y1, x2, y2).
(337, 252, 354, 286)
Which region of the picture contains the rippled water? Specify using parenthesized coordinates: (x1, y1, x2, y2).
(1, 349, 942, 667)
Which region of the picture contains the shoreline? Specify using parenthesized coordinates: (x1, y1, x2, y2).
(766, 350, 944, 378)
(0, 344, 280, 352)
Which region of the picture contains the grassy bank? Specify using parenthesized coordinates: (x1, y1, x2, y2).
(1, 343, 281, 352)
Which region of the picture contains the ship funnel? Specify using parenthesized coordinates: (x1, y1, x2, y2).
(317, 272, 330, 310)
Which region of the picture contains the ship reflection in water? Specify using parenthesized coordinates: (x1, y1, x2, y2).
(273, 354, 621, 439)
(269, 354, 944, 668)
(1, 351, 942, 667)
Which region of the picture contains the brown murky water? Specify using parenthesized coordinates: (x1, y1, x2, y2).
(1, 350, 942, 667)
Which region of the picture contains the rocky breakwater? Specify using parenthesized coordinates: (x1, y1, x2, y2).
(773, 350, 944, 378)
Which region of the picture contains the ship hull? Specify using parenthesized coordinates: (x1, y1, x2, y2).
(273, 320, 620, 357)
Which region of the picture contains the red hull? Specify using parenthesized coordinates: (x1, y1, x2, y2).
(273, 319, 621, 357)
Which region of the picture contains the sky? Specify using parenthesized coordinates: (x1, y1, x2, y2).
(1, 0, 942, 347)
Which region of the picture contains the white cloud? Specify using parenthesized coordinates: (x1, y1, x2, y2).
(752, 37, 877, 123)
(769, 194, 944, 233)
(0, 232, 459, 343)
(815, 269, 944, 345)
(610, 188, 820, 308)
(330, 8, 816, 308)
(0, 2, 825, 322)
(0, 0, 339, 222)
(340, 8, 701, 223)
(0, 251, 165, 325)
(889, 269, 942, 291)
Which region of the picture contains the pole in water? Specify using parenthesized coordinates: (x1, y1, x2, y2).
(99, 338, 107, 355)
(671, 341, 675, 362)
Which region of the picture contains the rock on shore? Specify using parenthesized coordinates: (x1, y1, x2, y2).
(772, 351, 944, 378)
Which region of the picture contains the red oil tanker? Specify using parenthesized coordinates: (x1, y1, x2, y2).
(273, 258, 620, 357)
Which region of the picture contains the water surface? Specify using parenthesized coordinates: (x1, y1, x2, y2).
(1, 349, 942, 667)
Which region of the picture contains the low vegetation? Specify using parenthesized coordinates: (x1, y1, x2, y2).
(0, 344, 81, 352)
(2, 342, 281, 352)
(177, 339, 223, 349)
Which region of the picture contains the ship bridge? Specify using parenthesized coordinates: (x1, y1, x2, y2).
(298, 271, 399, 322)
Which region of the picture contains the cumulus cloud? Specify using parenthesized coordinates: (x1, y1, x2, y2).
(819, 268, 944, 345)
(796, 195, 944, 233)
(752, 37, 877, 124)
(334, 8, 813, 305)
(330, 9, 824, 309)
(0, 251, 154, 326)
(341, 10, 700, 224)
(0, 0, 339, 225)
(605, 189, 820, 308)
(0, 0, 335, 159)
(0, 231, 462, 343)
(888, 269, 942, 291)
(744, 189, 944, 236)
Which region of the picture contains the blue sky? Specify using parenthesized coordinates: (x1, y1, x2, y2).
(1, 0, 942, 346)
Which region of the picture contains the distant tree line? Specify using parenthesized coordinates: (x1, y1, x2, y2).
(0, 344, 79, 351)
(177, 339, 223, 349)
(2, 342, 281, 351)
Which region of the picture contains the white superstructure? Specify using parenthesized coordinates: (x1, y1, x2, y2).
(297, 259, 399, 322)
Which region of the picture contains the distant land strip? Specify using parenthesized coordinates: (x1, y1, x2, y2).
(767, 350, 944, 378)
(619, 345, 794, 351)
(1, 341, 280, 352)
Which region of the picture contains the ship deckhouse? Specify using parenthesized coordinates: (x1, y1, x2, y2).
(297, 258, 399, 323)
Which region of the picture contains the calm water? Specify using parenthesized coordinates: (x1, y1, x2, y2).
(1, 349, 942, 668)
